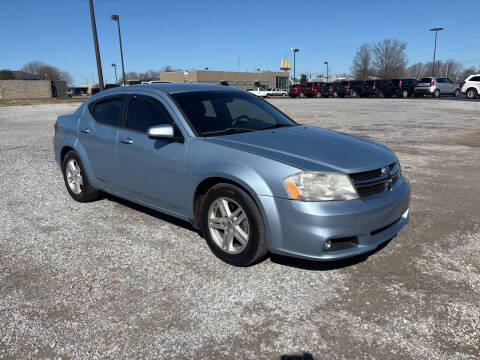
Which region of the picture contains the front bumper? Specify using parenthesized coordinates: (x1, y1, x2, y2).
(259, 178, 410, 261)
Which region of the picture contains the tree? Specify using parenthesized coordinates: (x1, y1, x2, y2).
(0, 69, 15, 80)
(405, 62, 426, 79)
(372, 39, 407, 79)
(300, 74, 307, 85)
(351, 44, 372, 80)
(461, 66, 478, 80)
(20, 61, 73, 86)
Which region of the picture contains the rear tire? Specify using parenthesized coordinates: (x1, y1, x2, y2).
(62, 150, 99, 202)
(299, 93, 305, 98)
(466, 88, 478, 99)
(433, 89, 440, 98)
(376, 90, 385, 98)
(315, 92, 322, 98)
(350, 89, 358, 98)
(200, 184, 268, 266)
(401, 89, 408, 98)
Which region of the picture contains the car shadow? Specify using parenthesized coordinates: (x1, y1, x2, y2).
(269, 239, 392, 271)
(280, 353, 315, 360)
(103, 193, 200, 234)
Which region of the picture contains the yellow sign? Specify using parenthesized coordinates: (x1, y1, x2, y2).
(280, 58, 290, 71)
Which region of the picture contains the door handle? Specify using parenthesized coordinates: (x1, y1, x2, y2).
(120, 138, 134, 144)
(80, 128, 90, 133)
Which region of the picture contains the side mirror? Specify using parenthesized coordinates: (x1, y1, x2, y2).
(147, 124, 174, 139)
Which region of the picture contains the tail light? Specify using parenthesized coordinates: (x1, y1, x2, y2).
(345, 83, 350, 89)
(399, 80, 402, 88)
(54, 121, 58, 135)
(373, 84, 376, 91)
(430, 80, 434, 86)
(329, 86, 332, 91)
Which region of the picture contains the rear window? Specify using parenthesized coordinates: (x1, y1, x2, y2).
(93, 99, 124, 127)
(419, 78, 432, 83)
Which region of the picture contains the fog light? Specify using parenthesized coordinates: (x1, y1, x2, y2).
(324, 239, 332, 250)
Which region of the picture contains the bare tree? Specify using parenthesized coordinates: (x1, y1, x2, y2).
(21, 61, 45, 77)
(20, 61, 73, 85)
(351, 43, 372, 80)
(372, 39, 407, 79)
(461, 66, 478, 80)
(405, 62, 426, 79)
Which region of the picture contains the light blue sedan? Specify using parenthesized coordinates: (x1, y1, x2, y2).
(53, 84, 410, 266)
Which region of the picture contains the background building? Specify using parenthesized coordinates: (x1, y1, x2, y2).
(0, 80, 66, 100)
(158, 70, 290, 89)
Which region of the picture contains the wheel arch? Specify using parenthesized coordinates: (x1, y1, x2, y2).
(192, 176, 266, 230)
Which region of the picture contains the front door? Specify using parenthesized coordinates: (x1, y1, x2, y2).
(115, 95, 188, 214)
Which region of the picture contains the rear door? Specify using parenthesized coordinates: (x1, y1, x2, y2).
(78, 96, 125, 184)
(115, 94, 188, 213)
(444, 78, 455, 93)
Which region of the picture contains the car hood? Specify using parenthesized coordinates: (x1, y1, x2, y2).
(204, 125, 396, 173)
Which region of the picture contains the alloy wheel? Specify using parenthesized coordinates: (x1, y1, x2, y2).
(65, 159, 83, 195)
(208, 197, 250, 254)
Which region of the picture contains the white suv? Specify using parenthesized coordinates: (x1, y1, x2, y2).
(461, 74, 480, 99)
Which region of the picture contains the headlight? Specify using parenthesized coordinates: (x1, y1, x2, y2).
(284, 171, 358, 201)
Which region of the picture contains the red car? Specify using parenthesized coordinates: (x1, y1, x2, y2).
(288, 84, 303, 98)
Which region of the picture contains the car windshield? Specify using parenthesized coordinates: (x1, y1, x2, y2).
(172, 90, 296, 136)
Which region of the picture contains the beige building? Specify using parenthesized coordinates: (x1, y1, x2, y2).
(158, 70, 290, 90)
(0, 80, 67, 100)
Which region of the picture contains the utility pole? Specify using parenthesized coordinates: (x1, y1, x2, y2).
(324, 61, 329, 82)
(237, 57, 240, 72)
(89, 0, 104, 91)
(430, 27, 444, 77)
(111, 14, 126, 86)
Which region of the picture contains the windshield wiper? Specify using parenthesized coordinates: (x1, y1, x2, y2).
(201, 128, 256, 136)
(259, 123, 296, 131)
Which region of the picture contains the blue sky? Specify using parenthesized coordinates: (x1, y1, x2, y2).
(1, 0, 479, 85)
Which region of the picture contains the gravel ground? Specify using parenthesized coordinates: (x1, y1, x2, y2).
(1, 98, 479, 359)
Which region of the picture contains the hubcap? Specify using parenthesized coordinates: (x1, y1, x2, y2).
(208, 197, 250, 254)
(65, 159, 83, 195)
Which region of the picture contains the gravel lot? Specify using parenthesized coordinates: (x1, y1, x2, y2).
(1, 98, 479, 359)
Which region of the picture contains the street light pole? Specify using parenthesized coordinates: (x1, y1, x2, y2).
(324, 61, 329, 82)
(430, 27, 444, 77)
(89, 0, 104, 91)
(111, 14, 126, 86)
(291, 48, 299, 84)
(111, 63, 118, 83)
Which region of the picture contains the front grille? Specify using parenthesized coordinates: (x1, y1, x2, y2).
(349, 162, 400, 198)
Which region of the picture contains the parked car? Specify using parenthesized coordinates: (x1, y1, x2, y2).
(365, 80, 390, 98)
(460, 74, 480, 99)
(267, 88, 287, 97)
(321, 83, 335, 97)
(334, 80, 371, 98)
(288, 84, 304, 98)
(414, 77, 460, 98)
(54, 84, 410, 266)
(386, 79, 418, 97)
(248, 87, 270, 98)
(301, 82, 324, 98)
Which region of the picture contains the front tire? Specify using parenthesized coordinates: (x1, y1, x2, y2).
(315, 92, 322, 98)
(62, 150, 99, 202)
(299, 92, 306, 98)
(201, 184, 268, 266)
(376, 90, 385, 98)
(453, 89, 460, 97)
(401, 89, 408, 98)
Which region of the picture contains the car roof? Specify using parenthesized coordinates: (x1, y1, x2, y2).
(97, 83, 244, 96)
